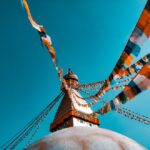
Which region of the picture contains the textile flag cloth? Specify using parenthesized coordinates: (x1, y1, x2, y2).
(21, 0, 69, 90)
(96, 62, 150, 115)
(110, 53, 150, 85)
(78, 59, 148, 100)
(90, 53, 150, 100)
(94, 0, 150, 99)
(22, 0, 56, 64)
(107, 1, 150, 83)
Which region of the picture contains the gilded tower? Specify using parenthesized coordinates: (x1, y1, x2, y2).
(50, 69, 100, 132)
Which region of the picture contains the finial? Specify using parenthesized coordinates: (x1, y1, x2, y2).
(68, 68, 73, 74)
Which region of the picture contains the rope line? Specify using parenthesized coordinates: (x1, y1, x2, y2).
(117, 107, 150, 125)
(1, 92, 64, 150)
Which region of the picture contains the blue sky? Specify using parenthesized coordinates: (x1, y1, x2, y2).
(0, 0, 150, 149)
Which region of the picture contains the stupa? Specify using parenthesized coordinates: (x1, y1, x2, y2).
(27, 70, 146, 150)
(50, 69, 100, 132)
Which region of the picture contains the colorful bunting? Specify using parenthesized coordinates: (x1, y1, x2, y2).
(107, 1, 150, 82)
(117, 62, 150, 104)
(22, 0, 69, 90)
(72, 84, 124, 108)
(22, 0, 56, 64)
(93, 0, 150, 114)
(22, 0, 150, 120)
(95, 62, 150, 115)
(78, 81, 105, 90)
(119, 53, 150, 77)
(92, 53, 150, 100)
(75, 53, 150, 101)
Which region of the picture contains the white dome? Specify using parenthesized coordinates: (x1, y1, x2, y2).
(27, 127, 146, 150)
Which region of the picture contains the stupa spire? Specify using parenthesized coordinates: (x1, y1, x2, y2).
(50, 69, 100, 132)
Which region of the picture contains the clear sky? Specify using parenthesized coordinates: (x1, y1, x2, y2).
(0, 0, 150, 149)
